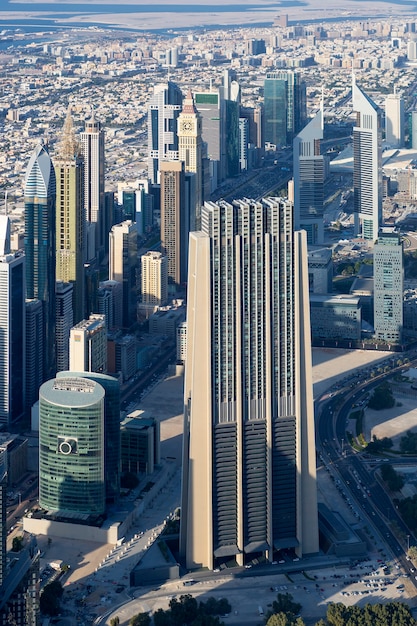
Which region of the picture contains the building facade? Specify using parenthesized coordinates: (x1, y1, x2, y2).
(160, 160, 193, 287)
(374, 228, 403, 343)
(352, 75, 382, 241)
(24, 141, 56, 380)
(80, 111, 105, 258)
(147, 82, 183, 184)
(109, 220, 138, 329)
(181, 198, 318, 570)
(141, 251, 168, 307)
(293, 109, 325, 245)
(57, 371, 120, 504)
(385, 91, 404, 148)
(55, 281, 73, 373)
(264, 70, 306, 148)
(0, 250, 25, 428)
(178, 90, 203, 223)
(69, 314, 107, 374)
(55, 108, 85, 324)
(39, 376, 105, 516)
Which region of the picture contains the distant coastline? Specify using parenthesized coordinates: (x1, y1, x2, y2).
(0, 0, 416, 36)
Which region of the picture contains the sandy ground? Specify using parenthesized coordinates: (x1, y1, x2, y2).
(1, 1, 416, 32)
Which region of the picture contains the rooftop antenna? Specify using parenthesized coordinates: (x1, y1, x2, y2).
(4, 190, 7, 215)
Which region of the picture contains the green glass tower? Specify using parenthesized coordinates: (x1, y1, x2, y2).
(264, 70, 306, 148)
(39, 376, 105, 516)
(57, 371, 120, 504)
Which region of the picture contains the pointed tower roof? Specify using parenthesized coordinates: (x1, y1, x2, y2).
(182, 89, 197, 115)
(57, 106, 80, 159)
(24, 141, 56, 199)
(0, 215, 10, 255)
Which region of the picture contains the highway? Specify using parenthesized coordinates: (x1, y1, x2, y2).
(315, 356, 417, 586)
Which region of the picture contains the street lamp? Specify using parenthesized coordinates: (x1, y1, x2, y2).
(407, 535, 410, 551)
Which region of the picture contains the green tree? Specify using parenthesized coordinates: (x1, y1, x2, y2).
(129, 613, 151, 626)
(153, 609, 172, 626)
(368, 383, 395, 410)
(271, 593, 302, 618)
(266, 614, 292, 626)
(170, 595, 198, 626)
(39, 581, 64, 616)
(380, 463, 404, 491)
(407, 545, 417, 563)
(11, 536, 23, 552)
(400, 431, 417, 454)
(121, 471, 139, 489)
(110, 618, 120, 626)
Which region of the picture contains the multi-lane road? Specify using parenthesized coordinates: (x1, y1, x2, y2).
(315, 357, 417, 585)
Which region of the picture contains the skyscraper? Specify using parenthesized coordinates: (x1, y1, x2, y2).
(69, 314, 107, 374)
(0, 249, 25, 427)
(55, 107, 85, 324)
(160, 160, 194, 287)
(55, 281, 74, 373)
(264, 70, 306, 148)
(147, 82, 183, 184)
(80, 110, 105, 258)
(0, 447, 6, 588)
(352, 75, 382, 242)
(374, 228, 403, 343)
(194, 90, 223, 190)
(385, 91, 404, 148)
(24, 141, 56, 380)
(178, 89, 203, 223)
(39, 376, 105, 516)
(181, 198, 318, 570)
(25, 299, 43, 415)
(57, 370, 120, 504)
(141, 251, 168, 307)
(293, 109, 325, 245)
(109, 220, 138, 328)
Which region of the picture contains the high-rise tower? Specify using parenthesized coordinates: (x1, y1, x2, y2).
(24, 141, 56, 380)
(264, 70, 306, 148)
(109, 220, 138, 328)
(385, 91, 404, 148)
(293, 109, 325, 245)
(160, 160, 194, 288)
(80, 110, 105, 258)
(352, 75, 382, 241)
(178, 89, 203, 225)
(0, 248, 25, 428)
(39, 376, 105, 516)
(69, 314, 107, 374)
(374, 228, 403, 343)
(147, 82, 183, 184)
(55, 107, 85, 324)
(181, 198, 318, 570)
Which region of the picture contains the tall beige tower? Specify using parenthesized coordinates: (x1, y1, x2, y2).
(178, 90, 203, 227)
(109, 220, 138, 329)
(69, 314, 107, 374)
(54, 107, 85, 324)
(160, 160, 192, 287)
(181, 198, 318, 570)
(141, 251, 168, 307)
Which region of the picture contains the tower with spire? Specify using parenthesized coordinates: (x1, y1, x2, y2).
(80, 108, 105, 260)
(178, 89, 203, 228)
(54, 106, 85, 326)
(24, 140, 56, 381)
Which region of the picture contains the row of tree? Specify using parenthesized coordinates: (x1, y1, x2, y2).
(113, 595, 232, 626)
(265, 599, 416, 626)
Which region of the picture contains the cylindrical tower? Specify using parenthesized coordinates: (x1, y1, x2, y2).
(39, 376, 105, 516)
